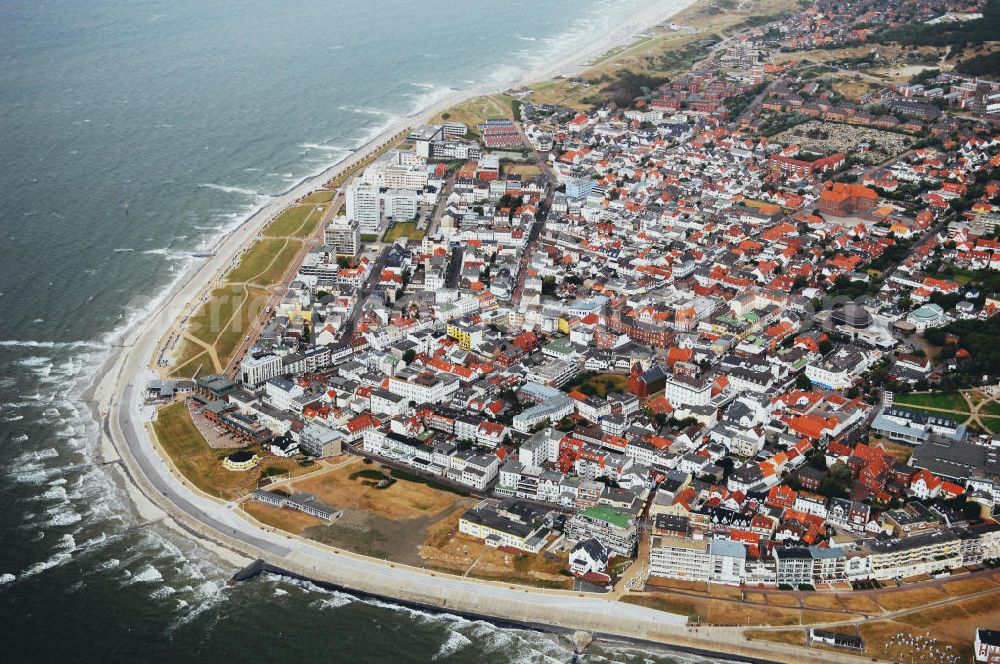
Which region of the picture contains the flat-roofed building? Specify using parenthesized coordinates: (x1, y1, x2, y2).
(649, 535, 710, 581)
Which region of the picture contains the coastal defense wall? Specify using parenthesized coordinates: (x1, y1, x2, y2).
(234, 550, 867, 664)
(224, 551, 877, 664)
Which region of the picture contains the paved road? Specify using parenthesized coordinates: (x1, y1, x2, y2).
(114, 386, 292, 556)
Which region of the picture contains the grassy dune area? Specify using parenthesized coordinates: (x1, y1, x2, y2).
(528, 0, 800, 110)
(169, 198, 323, 377)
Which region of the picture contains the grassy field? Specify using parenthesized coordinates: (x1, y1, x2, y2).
(980, 417, 1000, 434)
(253, 242, 302, 285)
(429, 95, 510, 138)
(292, 458, 465, 520)
(226, 239, 286, 283)
(187, 286, 246, 345)
(299, 190, 335, 205)
(871, 585, 947, 612)
(187, 284, 247, 344)
(152, 401, 300, 499)
(567, 372, 630, 397)
(504, 163, 543, 177)
(893, 391, 970, 413)
(212, 286, 269, 365)
(979, 400, 1000, 418)
(263, 202, 325, 239)
(242, 500, 322, 533)
(383, 221, 426, 242)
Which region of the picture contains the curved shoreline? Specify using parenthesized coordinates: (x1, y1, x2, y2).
(85, 1, 875, 662)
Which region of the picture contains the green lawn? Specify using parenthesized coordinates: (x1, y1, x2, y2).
(565, 372, 630, 398)
(300, 190, 335, 205)
(213, 286, 268, 366)
(228, 238, 285, 282)
(187, 285, 246, 344)
(383, 221, 425, 242)
(979, 400, 1000, 418)
(893, 391, 970, 413)
(979, 416, 1000, 435)
(153, 401, 244, 499)
(252, 240, 302, 286)
(264, 204, 323, 239)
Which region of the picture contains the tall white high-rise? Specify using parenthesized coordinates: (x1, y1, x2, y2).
(346, 179, 380, 234)
(324, 216, 361, 255)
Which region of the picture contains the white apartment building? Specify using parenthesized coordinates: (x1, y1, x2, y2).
(805, 347, 875, 391)
(649, 535, 711, 581)
(239, 353, 283, 387)
(386, 371, 458, 405)
(663, 373, 712, 407)
(264, 377, 305, 412)
(377, 151, 429, 190)
(346, 179, 380, 233)
(324, 217, 360, 256)
(382, 189, 418, 221)
(866, 530, 962, 580)
(710, 539, 747, 585)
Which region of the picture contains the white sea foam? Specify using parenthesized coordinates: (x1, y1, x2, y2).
(21, 551, 72, 578)
(300, 143, 350, 153)
(150, 585, 176, 599)
(140, 248, 193, 264)
(127, 564, 164, 584)
(166, 580, 227, 632)
(197, 183, 263, 197)
(41, 485, 68, 502)
(0, 573, 15, 585)
(310, 592, 353, 610)
(46, 510, 82, 527)
(0, 339, 104, 350)
(433, 629, 473, 660)
(97, 558, 120, 571)
(337, 105, 391, 117)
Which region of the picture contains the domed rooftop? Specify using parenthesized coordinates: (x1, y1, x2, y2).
(832, 304, 872, 329)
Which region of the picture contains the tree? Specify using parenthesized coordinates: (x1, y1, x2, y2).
(402, 349, 416, 364)
(541, 276, 557, 296)
(819, 463, 852, 499)
(795, 373, 813, 390)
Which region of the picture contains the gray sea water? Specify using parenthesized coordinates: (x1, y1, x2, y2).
(0, 1, 731, 661)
